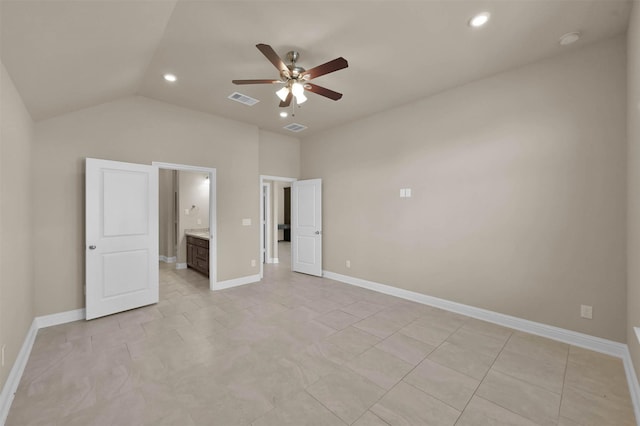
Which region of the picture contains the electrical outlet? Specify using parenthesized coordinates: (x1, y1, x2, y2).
(197, 218, 202, 225)
(346, 260, 351, 268)
(580, 304, 593, 319)
(1, 344, 5, 367)
(251, 259, 256, 267)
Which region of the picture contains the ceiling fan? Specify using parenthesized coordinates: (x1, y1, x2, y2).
(232, 43, 348, 108)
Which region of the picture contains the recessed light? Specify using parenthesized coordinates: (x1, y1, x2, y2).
(469, 12, 490, 28)
(163, 73, 177, 82)
(469, 12, 491, 28)
(559, 32, 581, 46)
(279, 111, 288, 118)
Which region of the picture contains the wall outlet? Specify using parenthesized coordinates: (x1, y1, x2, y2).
(400, 188, 413, 198)
(197, 218, 202, 225)
(1, 344, 5, 367)
(251, 259, 256, 267)
(346, 260, 351, 268)
(184, 208, 189, 215)
(580, 304, 593, 319)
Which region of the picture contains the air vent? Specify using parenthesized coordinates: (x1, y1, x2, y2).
(284, 123, 307, 132)
(228, 92, 259, 106)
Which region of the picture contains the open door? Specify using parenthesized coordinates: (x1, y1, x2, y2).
(85, 158, 159, 320)
(292, 178, 322, 276)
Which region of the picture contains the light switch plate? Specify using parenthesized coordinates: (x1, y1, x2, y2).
(242, 218, 251, 226)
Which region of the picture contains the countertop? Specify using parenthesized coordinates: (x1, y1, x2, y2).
(185, 230, 210, 239)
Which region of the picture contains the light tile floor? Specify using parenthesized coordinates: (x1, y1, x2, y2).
(6, 242, 636, 425)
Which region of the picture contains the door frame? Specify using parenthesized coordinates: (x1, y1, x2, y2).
(154, 162, 217, 291)
(262, 182, 271, 264)
(259, 175, 297, 279)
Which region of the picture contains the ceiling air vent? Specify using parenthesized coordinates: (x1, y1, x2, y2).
(228, 92, 259, 106)
(284, 123, 307, 132)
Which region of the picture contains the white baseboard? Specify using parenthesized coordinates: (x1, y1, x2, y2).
(215, 274, 261, 290)
(0, 320, 37, 425)
(622, 347, 640, 424)
(323, 269, 640, 423)
(35, 308, 85, 329)
(159, 255, 176, 263)
(0, 308, 86, 425)
(175, 263, 187, 270)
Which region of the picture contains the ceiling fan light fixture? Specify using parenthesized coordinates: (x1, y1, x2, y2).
(469, 12, 490, 28)
(276, 86, 290, 102)
(295, 92, 307, 104)
(291, 82, 305, 97)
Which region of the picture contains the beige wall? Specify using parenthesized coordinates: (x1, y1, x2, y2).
(628, 1, 640, 382)
(302, 36, 627, 342)
(0, 63, 34, 391)
(158, 168, 175, 259)
(177, 170, 210, 264)
(259, 129, 300, 178)
(33, 96, 261, 316)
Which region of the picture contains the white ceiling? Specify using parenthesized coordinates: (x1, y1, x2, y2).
(1, 1, 631, 136)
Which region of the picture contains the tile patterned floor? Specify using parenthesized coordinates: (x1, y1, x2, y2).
(6, 243, 637, 425)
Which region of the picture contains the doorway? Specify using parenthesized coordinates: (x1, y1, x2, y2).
(154, 162, 217, 290)
(260, 175, 296, 279)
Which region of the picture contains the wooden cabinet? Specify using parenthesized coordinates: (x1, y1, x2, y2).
(186, 235, 209, 276)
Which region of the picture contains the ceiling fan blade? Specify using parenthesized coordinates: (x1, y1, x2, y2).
(256, 43, 290, 78)
(303, 57, 348, 80)
(232, 79, 281, 85)
(279, 91, 293, 108)
(305, 83, 343, 101)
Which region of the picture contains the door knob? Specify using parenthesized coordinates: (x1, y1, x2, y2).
(315, 231, 320, 235)
(89, 245, 96, 250)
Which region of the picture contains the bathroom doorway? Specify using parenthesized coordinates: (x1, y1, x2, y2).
(154, 162, 217, 290)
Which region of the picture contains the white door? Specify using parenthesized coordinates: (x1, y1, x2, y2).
(292, 179, 322, 276)
(85, 158, 159, 320)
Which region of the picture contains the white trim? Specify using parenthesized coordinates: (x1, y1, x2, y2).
(260, 175, 297, 183)
(0, 309, 85, 424)
(622, 347, 640, 424)
(261, 182, 271, 269)
(322, 270, 640, 423)
(267, 258, 279, 264)
(35, 309, 85, 329)
(259, 175, 297, 279)
(322, 270, 627, 357)
(0, 320, 37, 425)
(159, 255, 176, 263)
(153, 162, 217, 292)
(215, 274, 261, 290)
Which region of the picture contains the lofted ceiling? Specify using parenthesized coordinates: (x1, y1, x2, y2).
(0, 0, 631, 136)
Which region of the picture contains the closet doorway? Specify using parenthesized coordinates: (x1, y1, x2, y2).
(259, 175, 296, 279)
